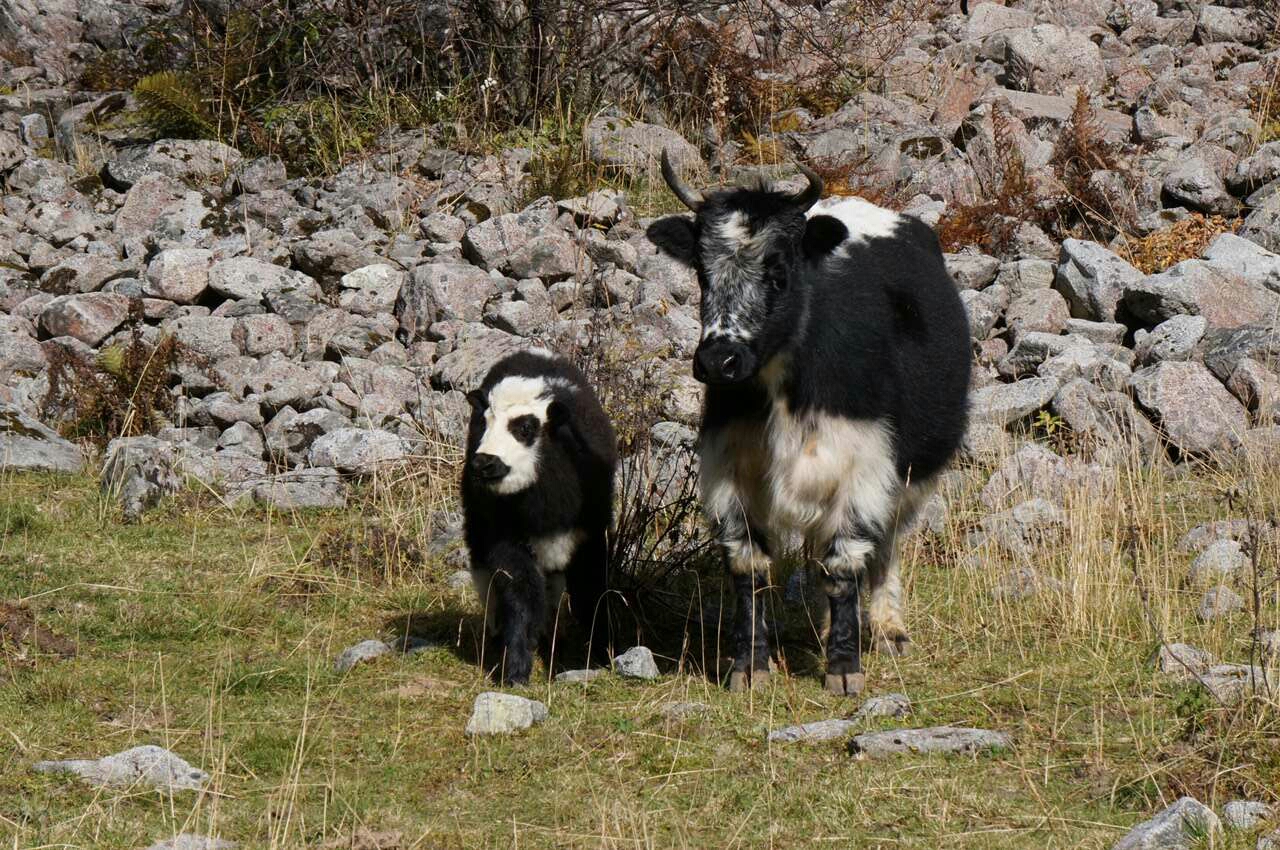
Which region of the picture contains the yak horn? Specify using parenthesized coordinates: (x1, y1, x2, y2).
(661, 149, 703, 212)
(792, 162, 824, 210)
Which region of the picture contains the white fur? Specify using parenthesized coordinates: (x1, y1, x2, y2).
(476, 375, 553, 494)
(699, 402, 900, 579)
(807, 197, 902, 249)
(532, 529, 584, 573)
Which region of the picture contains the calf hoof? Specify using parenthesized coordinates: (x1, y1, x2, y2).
(823, 670, 865, 696)
(729, 669, 770, 692)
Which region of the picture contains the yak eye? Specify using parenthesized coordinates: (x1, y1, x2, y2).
(509, 414, 541, 445)
(765, 255, 787, 291)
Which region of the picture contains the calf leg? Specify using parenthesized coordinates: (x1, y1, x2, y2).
(485, 542, 545, 686)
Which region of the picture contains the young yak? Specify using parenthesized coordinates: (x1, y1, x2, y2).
(461, 349, 617, 685)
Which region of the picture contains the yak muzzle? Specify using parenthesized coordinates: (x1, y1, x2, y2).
(693, 339, 756, 385)
(469, 452, 510, 481)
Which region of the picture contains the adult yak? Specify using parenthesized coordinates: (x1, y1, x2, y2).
(648, 153, 970, 695)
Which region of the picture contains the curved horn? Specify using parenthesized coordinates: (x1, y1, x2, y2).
(792, 162, 824, 211)
(661, 149, 703, 212)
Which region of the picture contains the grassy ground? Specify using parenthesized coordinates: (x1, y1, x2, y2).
(1, 439, 1278, 850)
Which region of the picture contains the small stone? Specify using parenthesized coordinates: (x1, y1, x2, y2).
(145, 835, 237, 850)
(848, 726, 1010, 758)
(39, 292, 131, 346)
(555, 668, 605, 684)
(768, 719, 858, 744)
(144, 248, 213, 304)
(945, 253, 1001, 290)
(613, 645, 659, 680)
(32, 745, 209, 792)
(1156, 643, 1215, 680)
(1261, 829, 1280, 850)
(853, 693, 912, 720)
(661, 701, 711, 720)
(1188, 539, 1248, 584)
(334, 639, 393, 673)
(1197, 585, 1245, 622)
(446, 569, 472, 590)
(1111, 797, 1221, 850)
(465, 692, 548, 736)
(992, 567, 1064, 601)
(1223, 800, 1272, 831)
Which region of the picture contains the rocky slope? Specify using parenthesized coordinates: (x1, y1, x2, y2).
(0, 0, 1277, 513)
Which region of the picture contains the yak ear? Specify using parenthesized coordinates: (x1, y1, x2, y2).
(802, 214, 848, 259)
(646, 216, 698, 266)
(546, 399, 569, 428)
(466, 388, 487, 410)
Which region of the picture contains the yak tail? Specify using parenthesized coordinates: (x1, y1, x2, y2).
(961, 0, 969, 13)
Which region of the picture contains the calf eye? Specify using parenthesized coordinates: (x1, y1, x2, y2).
(508, 414, 541, 445)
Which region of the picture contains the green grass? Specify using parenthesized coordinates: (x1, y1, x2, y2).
(2, 450, 1278, 849)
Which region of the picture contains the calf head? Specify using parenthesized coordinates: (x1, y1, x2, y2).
(647, 151, 849, 385)
(466, 375, 566, 495)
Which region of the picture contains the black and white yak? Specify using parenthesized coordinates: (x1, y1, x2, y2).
(648, 153, 971, 695)
(461, 349, 618, 685)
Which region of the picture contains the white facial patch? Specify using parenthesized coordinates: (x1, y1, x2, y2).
(475, 375, 553, 494)
(807, 197, 902, 252)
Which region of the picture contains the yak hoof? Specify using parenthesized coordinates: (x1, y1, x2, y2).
(874, 631, 912, 657)
(824, 671, 865, 696)
(729, 669, 770, 692)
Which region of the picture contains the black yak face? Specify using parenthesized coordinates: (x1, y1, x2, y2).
(647, 155, 851, 386)
(466, 375, 566, 494)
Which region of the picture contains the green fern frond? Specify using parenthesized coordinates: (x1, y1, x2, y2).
(134, 71, 217, 139)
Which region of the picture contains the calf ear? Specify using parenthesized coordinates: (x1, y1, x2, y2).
(803, 214, 848, 259)
(466, 388, 487, 410)
(646, 216, 698, 266)
(546, 399, 569, 428)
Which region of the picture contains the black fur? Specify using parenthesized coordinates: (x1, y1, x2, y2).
(461, 351, 618, 685)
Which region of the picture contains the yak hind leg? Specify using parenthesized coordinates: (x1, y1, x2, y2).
(865, 476, 937, 657)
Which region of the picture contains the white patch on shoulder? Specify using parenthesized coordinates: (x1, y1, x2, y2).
(532, 529, 584, 573)
(807, 197, 902, 249)
(476, 375, 553, 494)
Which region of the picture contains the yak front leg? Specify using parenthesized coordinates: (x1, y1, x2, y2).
(821, 536, 873, 696)
(725, 536, 773, 692)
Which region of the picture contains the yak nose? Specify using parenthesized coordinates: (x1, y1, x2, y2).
(694, 339, 753, 384)
(469, 452, 510, 480)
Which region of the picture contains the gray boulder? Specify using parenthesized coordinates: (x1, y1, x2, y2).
(0, 403, 86, 473)
(1160, 155, 1238, 217)
(1188, 539, 1248, 585)
(945, 253, 1001, 290)
(39, 292, 130, 346)
(33, 745, 209, 792)
(101, 436, 185, 522)
(1202, 325, 1279, 383)
(1055, 240, 1144, 322)
(1131, 361, 1250, 456)
(848, 726, 1010, 758)
(144, 248, 214, 304)
(1196, 585, 1244, 622)
(308, 428, 410, 474)
(338, 264, 405, 317)
(1123, 260, 1280, 329)
(207, 257, 319, 303)
(1133, 315, 1208, 366)
(1203, 233, 1280, 294)
(145, 835, 237, 850)
(1111, 797, 1220, 850)
(1222, 800, 1272, 831)
(465, 692, 548, 736)
(584, 116, 699, 174)
(613, 645, 659, 680)
(334, 639, 393, 673)
(969, 378, 1060, 425)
